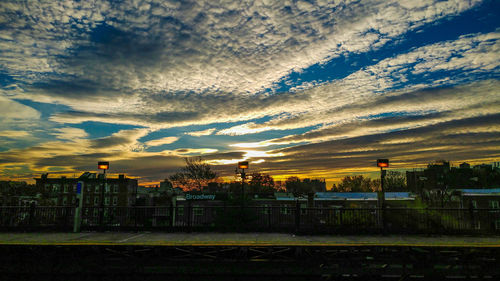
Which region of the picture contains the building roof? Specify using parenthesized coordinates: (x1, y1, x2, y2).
(315, 192, 414, 200)
(458, 188, 500, 196)
(274, 192, 296, 201)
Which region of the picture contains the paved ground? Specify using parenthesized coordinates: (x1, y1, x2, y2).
(1, 232, 500, 247)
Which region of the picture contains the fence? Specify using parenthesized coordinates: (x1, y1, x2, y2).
(1, 205, 500, 234)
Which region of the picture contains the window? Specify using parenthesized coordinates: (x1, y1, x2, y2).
(72, 196, 76, 204)
(193, 205, 204, 216)
(489, 201, 499, 209)
(105, 184, 110, 193)
(64, 184, 69, 193)
(95, 185, 100, 193)
(93, 209, 99, 217)
(112, 196, 118, 206)
(104, 197, 110, 206)
(85, 196, 90, 204)
(114, 184, 119, 193)
(471, 200, 477, 209)
(94, 196, 100, 206)
(62, 197, 67, 205)
(280, 206, 290, 215)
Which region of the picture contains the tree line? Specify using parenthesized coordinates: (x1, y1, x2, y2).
(167, 157, 407, 194)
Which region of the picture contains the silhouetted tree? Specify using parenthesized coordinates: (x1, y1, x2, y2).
(335, 175, 376, 192)
(169, 157, 218, 191)
(248, 173, 275, 193)
(384, 171, 407, 191)
(285, 177, 326, 195)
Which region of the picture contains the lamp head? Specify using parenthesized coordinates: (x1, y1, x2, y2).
(377, 159, 389, 168)
(98, 161, 109, 170)
(238, 161, 249, 169)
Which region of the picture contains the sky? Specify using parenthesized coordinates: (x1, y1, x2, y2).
(0, 0, 499, 187)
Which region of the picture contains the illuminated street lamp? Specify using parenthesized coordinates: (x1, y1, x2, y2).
(377, 158, 389, 200)
(377, 159, 389, 231)
(238, 161, 249, 170)
(236, 161, 249, 201)
(98, 161, 109, 228)
(377, 159, 389, 168)
(98, 161, 109, 174)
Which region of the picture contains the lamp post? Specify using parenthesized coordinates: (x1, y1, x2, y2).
(98, 161, 109, 229)
(236, 161, 249, 202)
(377, 159, 389, 231)
(236, 161, 249, 225)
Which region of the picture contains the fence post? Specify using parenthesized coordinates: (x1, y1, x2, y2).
(169, 204, 174, 228)
(187, 201, 192, 232)
(295, 201, 300, 234)
(64, 207, 69, 230)
(29, 202, 36, 229)
(469, 204, 475, 232)
(268, 205, 272, 230)
(134, 206, 138, 232)
(425, 208, 430, 234)
(382, 205, 387, 234)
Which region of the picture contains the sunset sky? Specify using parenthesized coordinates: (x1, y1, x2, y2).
(0, 0, 499, 186)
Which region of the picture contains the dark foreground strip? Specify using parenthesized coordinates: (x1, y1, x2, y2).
(1, 244, 499, 280)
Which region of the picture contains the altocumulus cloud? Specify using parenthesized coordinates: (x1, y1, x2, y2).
(0, 0, 498, 183)
(0, 0, 485, 127)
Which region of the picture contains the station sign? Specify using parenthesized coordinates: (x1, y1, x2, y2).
(185, 193, 228, 200)
(76, 182, 82, 194)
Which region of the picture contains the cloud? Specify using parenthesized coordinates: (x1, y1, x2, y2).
(185, 128, 216, 137)
(1, 0, 498, 184)
(258, 80, 500, 145)
(89, 128, 149, 151)
(216, 30, 500, 136)
(145, 136, 179, 147)
(0, 96, 40, 121)
(217, 122, 274, 136)
(52, 127, 88, 141)
(174, 148, 218, 155)
(1, 0, 484, 130)
(258, 113, 500, 174)
(0, 130, 30, 138)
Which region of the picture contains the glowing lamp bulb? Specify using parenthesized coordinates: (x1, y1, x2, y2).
(98, 161, 109, 170)
(377, 159, 389, 168)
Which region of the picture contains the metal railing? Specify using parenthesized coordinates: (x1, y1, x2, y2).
(1, 205, 499, 234)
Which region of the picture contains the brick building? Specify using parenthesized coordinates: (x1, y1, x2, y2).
(34, 172, 138, 207)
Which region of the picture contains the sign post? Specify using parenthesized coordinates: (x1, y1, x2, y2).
(73, 181, 84, 232)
